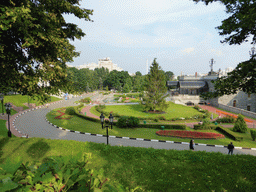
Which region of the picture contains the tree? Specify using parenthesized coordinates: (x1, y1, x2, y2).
(201, 59, 256, 99)
(141, 58, 168, 112)
(193, 0, 256, 45)
(233, 114, 248, 133)
(0, 0, 93, 102)
(165, 71, 174, 81)
(122, 83, 131, 93)
(192, 0, 256, 98)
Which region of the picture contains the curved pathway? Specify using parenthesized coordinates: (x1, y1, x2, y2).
(9, 93, 256, 156)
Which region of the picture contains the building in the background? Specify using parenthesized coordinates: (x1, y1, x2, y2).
(76, 57, 123, 72)
(166, 58, 256, 114)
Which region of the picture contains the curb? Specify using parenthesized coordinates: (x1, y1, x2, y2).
(12, 100, 65, 137)
(44, 117, 256, 151)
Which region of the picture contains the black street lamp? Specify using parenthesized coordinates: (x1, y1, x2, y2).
(100, 113, 114, 145)
(0, 94, 4, 115)
(5, 103, 12, 137)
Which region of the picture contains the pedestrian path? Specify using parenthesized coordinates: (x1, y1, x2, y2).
(5, 93, 256, 156)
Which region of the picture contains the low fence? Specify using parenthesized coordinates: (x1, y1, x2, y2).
(218, 104, 256, 119)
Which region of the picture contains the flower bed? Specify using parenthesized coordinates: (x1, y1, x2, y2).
(54, 109, 72, 120)
(156, 130, 225, 139)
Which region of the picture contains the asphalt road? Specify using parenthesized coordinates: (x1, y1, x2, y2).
(13, 93, 256, 156)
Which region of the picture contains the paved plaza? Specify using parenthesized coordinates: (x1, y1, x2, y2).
(2, 92, 256, 156)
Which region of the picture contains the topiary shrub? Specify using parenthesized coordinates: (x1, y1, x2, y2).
(65, 107, 76, 115)
(250, 130, 256, 141)
(233, 114, 248, 133)
(117, 116, 139, 128)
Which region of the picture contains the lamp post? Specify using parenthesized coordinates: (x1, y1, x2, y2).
(5, 103, 12, 137)
(0, 94, 4, 115)
(100, 113, 113, 145)
(249, 46, 255, 59)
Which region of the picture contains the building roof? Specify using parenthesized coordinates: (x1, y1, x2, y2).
(178, 81, 207, 89)
(167, 81, 178, 87)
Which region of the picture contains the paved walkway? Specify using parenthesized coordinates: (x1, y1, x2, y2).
(4, 93, 256, 156)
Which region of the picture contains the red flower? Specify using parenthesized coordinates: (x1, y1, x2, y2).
(156, 130, 225, 139)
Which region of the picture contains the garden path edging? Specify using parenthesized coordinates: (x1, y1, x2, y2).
(45, 111, 256, 151)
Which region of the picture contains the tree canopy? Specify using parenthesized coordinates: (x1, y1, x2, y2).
(193, 0, 256, 45)
(193, 0, 256, 99)
(0, 0, 93, 102)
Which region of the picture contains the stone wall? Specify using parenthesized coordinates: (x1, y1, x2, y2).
(217, 103, 256, 119)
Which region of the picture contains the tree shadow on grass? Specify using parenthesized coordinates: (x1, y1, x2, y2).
(27, 139, 50, 160)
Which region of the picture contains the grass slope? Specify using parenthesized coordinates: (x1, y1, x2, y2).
(46, 108, 256, 148)
(1, 94, 62, 110)
(0, 136, 255, 191)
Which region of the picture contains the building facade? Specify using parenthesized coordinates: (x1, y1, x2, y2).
(77, 57, 123, 72)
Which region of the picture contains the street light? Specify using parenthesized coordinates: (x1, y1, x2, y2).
(100, 113, 114, 145)
(249, 46, 255, 59)
(5, 103, 12, 137)
(0, 94, 4, 115)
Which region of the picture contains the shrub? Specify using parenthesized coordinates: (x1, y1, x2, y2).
(194, 105, 199, 110)
(154, 118, 159, 122)
(158, 116, 166, 120)
(233, 114, 247, 133)
(216, 116, 236, 123)
(215, 126, 243, 141)
(65, 107, 76, 115)
(117, 116, 139, 128)
(202, 118, 210, 128)
(80, 97, 91, 104)
(250, 130, 256, 141)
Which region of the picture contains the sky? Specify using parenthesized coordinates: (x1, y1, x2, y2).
(64, 0, 255, 76)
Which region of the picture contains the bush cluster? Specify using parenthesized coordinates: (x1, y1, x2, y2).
(79, 97, 91, 104)
(233, 114, 247, 133)
(117, 116, 140, 128)
(65, 107, 76, 115)
(139, 124, 186, 130)
(250, 130, 256, 141)
(216, 116, 236, 123)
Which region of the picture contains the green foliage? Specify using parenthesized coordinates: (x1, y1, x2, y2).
(0, 153, 121, 191)
(216, 116, 236, 123)
(79, 97, 91, 104)
(250, 130, 256, 141)
(216, 126, 243, 141)
(193, 0, 256, 99)
(0, 0, 93, 102)
(141, 58, 168, 112)
(122, 83, 131, 93)
(194, 124, 216, 130)
(117, 116, 139, 128)
(139, 124, 186, 130)
(233, 114, 248, 133)
(65, 107, 76, 115)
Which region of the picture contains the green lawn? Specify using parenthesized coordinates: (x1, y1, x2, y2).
(0, 136, 256, 191)
(91, 102, 204, 119)
(1, 94, 62, 110)
(0, 119, 16, 138)
(46, 108, 256, 148)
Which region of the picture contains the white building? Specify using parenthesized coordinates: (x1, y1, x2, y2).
(77, 57, 123, 72)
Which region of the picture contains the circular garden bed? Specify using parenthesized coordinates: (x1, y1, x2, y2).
(156, 130, 225, 139)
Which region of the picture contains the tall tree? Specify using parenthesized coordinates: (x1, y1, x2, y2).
(141, 58, 168, 112)
(0, 0, 93, 102)
(192, 0, 256, 98)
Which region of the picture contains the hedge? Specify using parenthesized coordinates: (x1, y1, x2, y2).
(194, 124, 217, 130)
(138, 124, 186, 130)
(215, 126, 243, 141)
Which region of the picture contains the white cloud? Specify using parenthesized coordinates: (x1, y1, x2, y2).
(181, 47, 195, 54)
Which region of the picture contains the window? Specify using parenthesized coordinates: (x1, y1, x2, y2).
(233, 100, 236, 107)
(247, 105, 251, 111)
